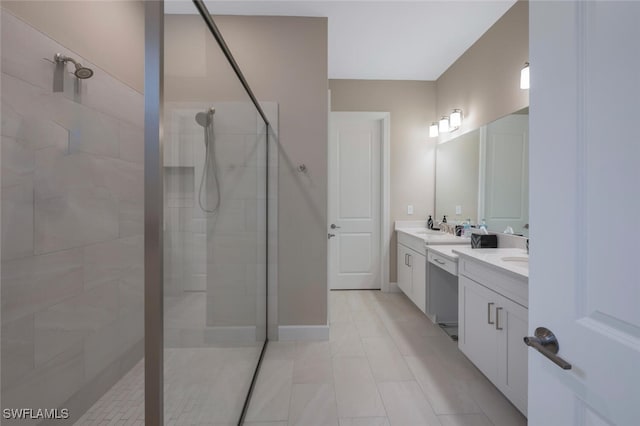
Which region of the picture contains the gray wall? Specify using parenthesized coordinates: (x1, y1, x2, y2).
(435, 0, 529, 143)
(328, 80, 437, 284)
(165, 15, 329, 327)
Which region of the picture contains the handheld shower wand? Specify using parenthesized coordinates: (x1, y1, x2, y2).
(195, 108, 220, 213)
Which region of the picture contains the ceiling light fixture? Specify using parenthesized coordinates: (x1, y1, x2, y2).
(450, 109, 462, 130)
(439, 116, 450, 133)
(429, 122, 439, 138)
(520, 62, 530, 90)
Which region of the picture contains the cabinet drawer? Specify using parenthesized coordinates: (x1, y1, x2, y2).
(428, 252, 457, 276)
(458, 257, 528, 308)
(397, 231, 426, 254)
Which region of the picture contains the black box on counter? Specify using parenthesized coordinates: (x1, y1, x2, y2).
(470, 233, 498, 249)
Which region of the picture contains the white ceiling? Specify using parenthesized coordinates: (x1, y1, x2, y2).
(165, 1, 517, 81)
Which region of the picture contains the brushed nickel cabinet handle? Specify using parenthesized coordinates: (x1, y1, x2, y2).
(495, 307, 503, 330)
(434, 258, 446, 265)
(487, 302, 495, 324)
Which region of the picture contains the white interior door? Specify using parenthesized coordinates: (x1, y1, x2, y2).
(329, 112, 382, 290)
(529, 2, 640, 424)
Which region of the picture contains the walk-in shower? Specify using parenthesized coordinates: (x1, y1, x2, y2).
(195, 107, 221, 214)
(1, 0, 273, 423)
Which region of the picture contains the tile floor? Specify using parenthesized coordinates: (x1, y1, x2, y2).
(76, 290, 527, 425)
(244, 290, 526, 426)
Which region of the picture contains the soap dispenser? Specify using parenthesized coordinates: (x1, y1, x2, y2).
(427, 215, 433, 229)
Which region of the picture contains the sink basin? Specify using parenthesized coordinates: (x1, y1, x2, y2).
(502, 256, 529, 265)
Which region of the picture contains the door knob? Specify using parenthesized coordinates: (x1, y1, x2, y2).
(328, 233, 336, 239)
(330, 224, 341, 229)
(524, 327, 572, 370)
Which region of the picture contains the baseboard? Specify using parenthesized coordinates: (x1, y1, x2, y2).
(387, 281, 401, 293)
(278, 325, 329, 341)
(165, 326, 257, 347)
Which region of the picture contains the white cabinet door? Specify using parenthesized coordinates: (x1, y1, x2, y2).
(459, 275, 500, 383)
(496, 294, 528, 416)
(397, 245, 411, 296)
(410, 249, 426, 313)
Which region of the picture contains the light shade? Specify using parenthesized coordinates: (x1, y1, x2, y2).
(429, 122, 439, 138)
(520, 62, 530, 89)
(439, 117, 449, 133)
(450, 109, 462, 129)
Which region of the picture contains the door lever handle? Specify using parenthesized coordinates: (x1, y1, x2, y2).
(330, 224, 341, 229)
(328, 233, 336, 239)
(524, 327, 572, 370)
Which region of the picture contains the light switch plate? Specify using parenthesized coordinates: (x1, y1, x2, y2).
(455, 205, 462, 215)
(407, 205, 414, 215)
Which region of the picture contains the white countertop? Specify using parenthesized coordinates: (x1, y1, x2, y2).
(452, 247, 529, 279)
(395, 227, 470, 246)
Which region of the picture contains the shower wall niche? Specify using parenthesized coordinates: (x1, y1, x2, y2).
(1, 11, 144, 424)
(163, 101, 277, 346)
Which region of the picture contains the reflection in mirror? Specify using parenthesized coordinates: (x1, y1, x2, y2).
(434, 108, 529, 236)
(481, 109, 529, 236)
(435, 130, 480, 225)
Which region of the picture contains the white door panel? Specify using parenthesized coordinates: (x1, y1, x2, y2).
(530, 2, 640, 424)
(329, 113, 382, 290)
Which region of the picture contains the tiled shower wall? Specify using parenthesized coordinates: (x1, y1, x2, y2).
(163, 102, 277, 346)
(1, 11, 144, 424)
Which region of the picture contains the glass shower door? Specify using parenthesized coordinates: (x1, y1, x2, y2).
(161, 3, 271, 423)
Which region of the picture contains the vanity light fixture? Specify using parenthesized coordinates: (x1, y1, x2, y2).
(429, 122, 439, 138)
(439, 116, 450, 133)
(520, 62, 530, 89)
(450, 109, 462, 130)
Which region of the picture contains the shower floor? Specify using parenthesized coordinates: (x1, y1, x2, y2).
(75, 292, 263, 425)
(74, 346, 260, 425)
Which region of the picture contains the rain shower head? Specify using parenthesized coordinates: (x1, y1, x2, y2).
(54, 53, 94, 79)
(195, 108, 216, 127)
(74, 65, 94, 79)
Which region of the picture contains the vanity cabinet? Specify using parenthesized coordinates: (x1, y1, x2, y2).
(458, 259, 528, 416)
(397, 244, 426, 313)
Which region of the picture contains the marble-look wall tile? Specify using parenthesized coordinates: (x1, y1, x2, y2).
(34, 187, 119, 254)
(83, 235, 143, 288)
(118, 120, 144, 164)
(1, 315, 35, 389)
(1, 248, 84, 322)
(1, 136, 35, 187)
(118, 199, 144, 237)
(34, 278, 120, 338)
(2, 341, 85, 420)
(1, 10, 144, 421)
(1, 12, 70, 92)
(1, 179, 34, 260)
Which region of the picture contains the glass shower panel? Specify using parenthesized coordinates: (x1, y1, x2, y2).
(163, 7, 270, 424)
(1, 5, 145, 424)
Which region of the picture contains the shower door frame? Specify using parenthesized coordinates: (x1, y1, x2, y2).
(144, 1, 271, 424)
